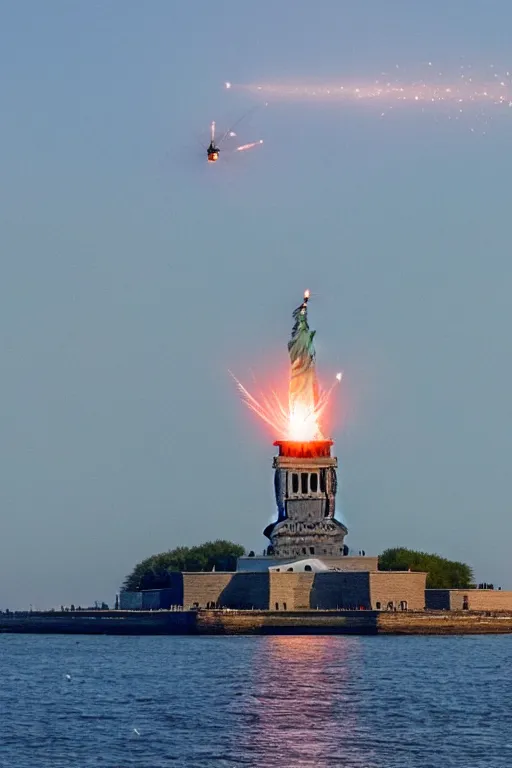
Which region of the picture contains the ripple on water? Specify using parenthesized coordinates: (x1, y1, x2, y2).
(0, 634, 511, 767)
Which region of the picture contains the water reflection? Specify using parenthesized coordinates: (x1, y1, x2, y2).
(240, 635, 378, 768)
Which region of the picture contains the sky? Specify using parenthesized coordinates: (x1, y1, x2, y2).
(1, 1, 511, 608)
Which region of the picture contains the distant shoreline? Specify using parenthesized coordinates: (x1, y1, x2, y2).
(1, 609, 512, 635)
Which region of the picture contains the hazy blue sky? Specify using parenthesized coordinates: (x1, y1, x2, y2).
(1, 1, 511, 608)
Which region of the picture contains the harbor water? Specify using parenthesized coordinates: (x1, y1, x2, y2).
(0, 634, 510, 767)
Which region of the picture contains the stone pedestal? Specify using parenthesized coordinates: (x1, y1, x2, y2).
(264, 440, 348, 559)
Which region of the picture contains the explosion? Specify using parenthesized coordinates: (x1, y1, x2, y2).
(232, 291, 342, 441)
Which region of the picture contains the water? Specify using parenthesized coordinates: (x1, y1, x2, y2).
(0, 634, 510, 767)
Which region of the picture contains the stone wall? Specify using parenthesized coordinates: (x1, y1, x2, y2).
(378, 611, 512, 635)
(141, 583, 183, 610)
(269, 572, 314, 610)
(310, 572, 371, 609)
(369, 572, 426, 611)
(196, 609, 377, 635)
(454, 590, 512, 611)
(219, 573, 269, 609)
(182, 573, 233, 608)
(3, 609, 512, 635)
(141, 590, 165, 610)
(424, 590, 451, 610)
(476, 591, 512, 610)
(425, 589, 512, 611)
(120, 569, 427, 611)
(120, 591, 143, 610)
(0, 610, 197, 634)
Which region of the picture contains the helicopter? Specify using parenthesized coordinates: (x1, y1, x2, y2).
(203, 107, 264, 164)
(207, 121, 221, 162)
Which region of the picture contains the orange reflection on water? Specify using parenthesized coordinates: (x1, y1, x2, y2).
(239, 635, 374, 768)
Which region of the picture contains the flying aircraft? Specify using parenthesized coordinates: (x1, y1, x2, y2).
(202, 107, 264, 164)
(206, 121, 221, 163)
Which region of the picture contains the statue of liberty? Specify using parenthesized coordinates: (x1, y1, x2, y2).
(287, 290, 322, 439)
(232, 289, 340, 442)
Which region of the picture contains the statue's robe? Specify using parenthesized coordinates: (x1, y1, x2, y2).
(287, 302, 322, 438)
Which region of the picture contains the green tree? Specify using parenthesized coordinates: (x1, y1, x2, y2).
(378, 547, 474, 589)
(123, 540, 245, 591)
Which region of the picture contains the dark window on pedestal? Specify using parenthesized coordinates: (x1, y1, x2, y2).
(310, 473, 318, 492)
(301, 473, 308, 494)
(304, 565, 312, 572)
(291, 473, 299, 494)
(309, 547, 315, 555)
(319, 470, 326, 492)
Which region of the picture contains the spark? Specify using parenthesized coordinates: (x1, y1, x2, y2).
(236, 139, 264, 152)
(225, 82, 232, 89)
(233, 292, 342, 441)
(231, 370, 342, 440)
(226, 65, 512, 119)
